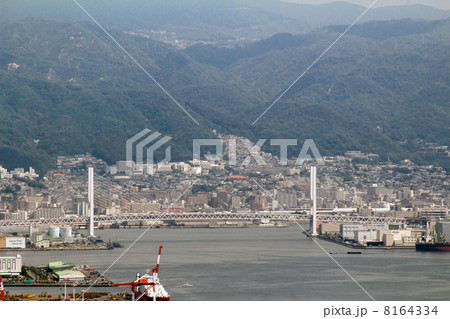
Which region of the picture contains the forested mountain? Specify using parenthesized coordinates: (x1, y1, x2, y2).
(0, 19, 221, 172)
(0, 18, 449, 172)
(185, 19, 450, 165)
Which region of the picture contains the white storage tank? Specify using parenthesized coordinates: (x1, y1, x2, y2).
(60, 227, 73, 238)
(48, 226, 60, 238)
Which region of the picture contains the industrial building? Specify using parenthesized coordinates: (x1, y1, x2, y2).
(53, 270, 85, 282)
(338, 224, 420, 246)
(0, 255, 22, 276)
(319, 223, 340, 235)
(0, 236, 26, 249)
(340, 224, 387, 240)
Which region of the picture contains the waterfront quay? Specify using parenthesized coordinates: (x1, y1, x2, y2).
(3, 227, 450, 301)
(2, 261, 114, 287)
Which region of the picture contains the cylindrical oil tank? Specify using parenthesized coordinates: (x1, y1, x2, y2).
(60, 227, 73, 238)
(48, 226, 60, 238)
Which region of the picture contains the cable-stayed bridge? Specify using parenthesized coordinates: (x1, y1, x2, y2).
(0, 168, 407, 229)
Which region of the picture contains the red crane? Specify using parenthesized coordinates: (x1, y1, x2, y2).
(0, 276, 4, 301)
(113, 246, 169, 301)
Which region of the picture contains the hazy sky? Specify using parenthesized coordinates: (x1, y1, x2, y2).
(282, 0, 450, 10)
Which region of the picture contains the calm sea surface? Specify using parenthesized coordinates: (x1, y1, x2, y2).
(2, 226, 450, 301)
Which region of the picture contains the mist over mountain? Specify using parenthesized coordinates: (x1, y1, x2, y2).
(1, 0, 450, 45)
(0, 13, 449, 172)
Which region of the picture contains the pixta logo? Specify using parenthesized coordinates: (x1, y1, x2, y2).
(126, 129, 324, 173)
(126, 129, 172, 175)
(193, 138, 324, 166)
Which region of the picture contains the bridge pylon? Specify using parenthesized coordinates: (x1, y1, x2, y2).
(88, 167, 95, 237)
(310, 166, 318, 237)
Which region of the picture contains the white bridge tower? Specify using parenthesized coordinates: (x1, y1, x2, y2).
(310, 166, 318, 236)
(88, 167, 95, 237)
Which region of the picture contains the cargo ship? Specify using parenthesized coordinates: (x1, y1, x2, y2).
(114, 246, 170, 301)
(415, 242, 450, 252)
(416, 223, 450, 252)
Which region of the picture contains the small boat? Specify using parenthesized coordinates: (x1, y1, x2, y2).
(179, 283, 193, 288)
(113, 246, 170, 301)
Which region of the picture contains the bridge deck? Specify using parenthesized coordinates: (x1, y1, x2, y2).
(0, 212, 406, 227)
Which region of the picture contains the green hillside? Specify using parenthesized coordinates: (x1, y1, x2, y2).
(186, 19, 450, 166)
(0, 19, 221, 172)
(0, 18, 449, 172)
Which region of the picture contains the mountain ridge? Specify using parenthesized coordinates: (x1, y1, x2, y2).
(2, 0, 450, 44)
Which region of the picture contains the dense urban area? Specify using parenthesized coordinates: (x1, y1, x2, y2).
(1, 136, 449, 251)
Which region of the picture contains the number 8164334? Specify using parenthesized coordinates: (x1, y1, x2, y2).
(384, 306, 438, 316)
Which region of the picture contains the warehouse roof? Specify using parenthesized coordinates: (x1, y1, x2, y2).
(47, 261, 75, 270)
(54, 270, 85, 281)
